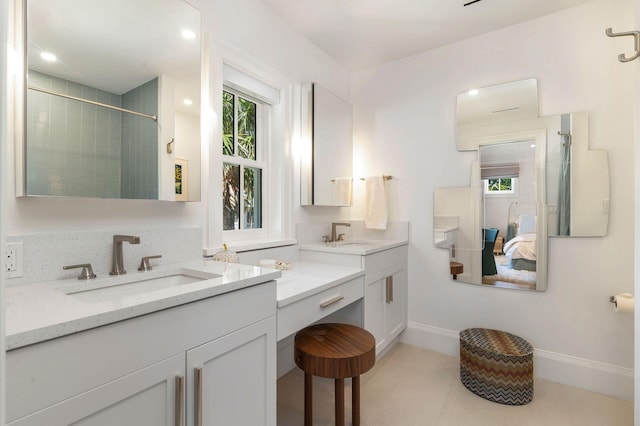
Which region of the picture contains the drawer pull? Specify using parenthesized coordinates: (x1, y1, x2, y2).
(386, 276, 394, 304)
(320, 295, 344, 308)
(175, 375, 184, 426)
(195, 367, 203, 426)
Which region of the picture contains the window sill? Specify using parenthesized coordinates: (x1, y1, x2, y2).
(203, 238, 298, 256)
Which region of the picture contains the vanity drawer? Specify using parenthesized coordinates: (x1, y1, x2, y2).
(277, 276, 364, 340)
(362, 245, 408, 276)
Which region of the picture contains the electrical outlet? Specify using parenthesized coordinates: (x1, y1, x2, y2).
(5, 242, 24, 278)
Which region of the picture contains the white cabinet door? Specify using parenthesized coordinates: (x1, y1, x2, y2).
(9, 354, 185, 426)
(385, 267, 406, 341)
(186, 316, 277, 426)
(365, 264, 407, 356)
(365, 275, 387, 354)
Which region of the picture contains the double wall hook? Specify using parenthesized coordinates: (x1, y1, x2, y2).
(605, 27, 640, 63)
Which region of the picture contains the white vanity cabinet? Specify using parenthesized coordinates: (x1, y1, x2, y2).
(7, 281, 277, 426)
(299, 244, 408, 355)
(8, 354, 186, 426)
(186, 316, 276, 426)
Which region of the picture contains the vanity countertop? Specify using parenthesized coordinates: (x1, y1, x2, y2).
(5, 259, 281, 350)
(276, 261, 364, 308)
(297, 239, 408, 255)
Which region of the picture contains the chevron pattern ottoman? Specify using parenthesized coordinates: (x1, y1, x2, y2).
(459, 328, 533, 405)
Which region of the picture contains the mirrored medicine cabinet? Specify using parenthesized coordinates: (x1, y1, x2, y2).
(434, 79, 610, 292)
(18, 0, 202, 201)
(300, 82, 353, 207)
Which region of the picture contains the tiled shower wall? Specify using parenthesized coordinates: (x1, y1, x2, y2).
(26, 72, 159, 199)
(27, 70, 122, 198)
(121, 78, 159, 199)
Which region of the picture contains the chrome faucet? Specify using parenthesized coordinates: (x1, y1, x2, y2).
(110, 235, 141, 275)
(330, 222, 351, 243)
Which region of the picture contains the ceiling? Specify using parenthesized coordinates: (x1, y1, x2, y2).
(262, 0, 597, 71)
(28, 0, 201, 115)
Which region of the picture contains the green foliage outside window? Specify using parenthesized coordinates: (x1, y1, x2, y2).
(222, 90, 261, 231)
(487, 178, 513, 192)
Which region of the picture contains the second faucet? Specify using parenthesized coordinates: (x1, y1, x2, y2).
(330, 222, 351, 243)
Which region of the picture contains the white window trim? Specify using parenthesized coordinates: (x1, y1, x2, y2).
(205, 47, 295, 255)
(222, 87, 269, 242)
(483, 177, 518, 197)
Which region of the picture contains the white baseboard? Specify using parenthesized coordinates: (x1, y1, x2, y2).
(400, 322, 633, 401)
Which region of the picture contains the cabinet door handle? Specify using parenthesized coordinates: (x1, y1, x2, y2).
(386, 276, 394, 304)
(195, 367, 203, 426)
(320, 295, 344, 308)
(175, 375, 184, 426)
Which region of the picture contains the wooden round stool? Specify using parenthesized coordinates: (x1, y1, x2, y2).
(294, 323, 375, 426)
(450, 261, 463, 280)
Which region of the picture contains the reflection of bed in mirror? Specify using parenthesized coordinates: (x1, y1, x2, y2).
(483, 212, 537, 290)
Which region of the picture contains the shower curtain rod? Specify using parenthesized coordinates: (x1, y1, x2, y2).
(28, 86, 158, 121)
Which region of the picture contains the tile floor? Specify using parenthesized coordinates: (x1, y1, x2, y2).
(277, 343, 633, 426)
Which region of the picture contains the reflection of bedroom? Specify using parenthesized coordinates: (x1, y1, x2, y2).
(481, 141, 537, 290)
(482, 215, 537, 290)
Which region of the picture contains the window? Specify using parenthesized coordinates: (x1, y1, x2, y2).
(483, 177, 517, 196)
(222, 88, 264, 231)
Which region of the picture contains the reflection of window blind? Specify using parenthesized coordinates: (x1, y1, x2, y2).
(481, 163, 520, 179)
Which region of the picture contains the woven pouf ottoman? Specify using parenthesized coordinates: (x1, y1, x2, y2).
(459, 328, 533, 405)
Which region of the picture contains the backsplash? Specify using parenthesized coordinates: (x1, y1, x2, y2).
(6, 227, 202, 286)
(296, 220, 409, 244)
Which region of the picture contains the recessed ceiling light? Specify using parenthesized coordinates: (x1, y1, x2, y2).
(183, 99, 193, 106)
(181, 29, 196, 40)
(468, 89, 479, 96)
(531, 144, 536, 148)
(40, 52, 57, 62)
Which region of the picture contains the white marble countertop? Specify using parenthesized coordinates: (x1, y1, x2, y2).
(276, 261, 364, 308)
(297, 239, 408, 255)
(6, 259, 281, 350)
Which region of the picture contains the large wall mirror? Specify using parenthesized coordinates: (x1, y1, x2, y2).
(300, 82, 353, 206)
(434, 79, 609, 291)
(20, 0, 202, 201)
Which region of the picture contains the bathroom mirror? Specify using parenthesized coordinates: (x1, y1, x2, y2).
(300, 82, 353, 206)
(454, 80, 609, 237)
(545, 113, 609, 237)
(456, 79, 539, 151)
(433, 79, 610, 291)
(434, 136, 548, 292)
(20, 0, 202, 201)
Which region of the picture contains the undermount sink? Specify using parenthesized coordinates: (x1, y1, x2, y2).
(61, 268, 221, 303)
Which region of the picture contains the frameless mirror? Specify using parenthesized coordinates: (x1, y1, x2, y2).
(456, 79, 538, 151)
(434, 137, 548, 292)
(433, 79, 610, 291)
(546, 113, 609, 237)
(22, 0, 202, 201)
(300, 82, 353, 206)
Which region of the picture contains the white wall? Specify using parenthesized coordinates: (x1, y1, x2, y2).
(634, 0, 640, 418)
(1, 0, 9, 422)
(351, 0, 634, 396)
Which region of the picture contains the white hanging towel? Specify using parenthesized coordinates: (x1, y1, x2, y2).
(333, 177, 352, 206)
(365, 175, 388, 230)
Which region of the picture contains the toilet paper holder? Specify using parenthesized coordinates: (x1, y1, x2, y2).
(610, 294, 634, 305)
